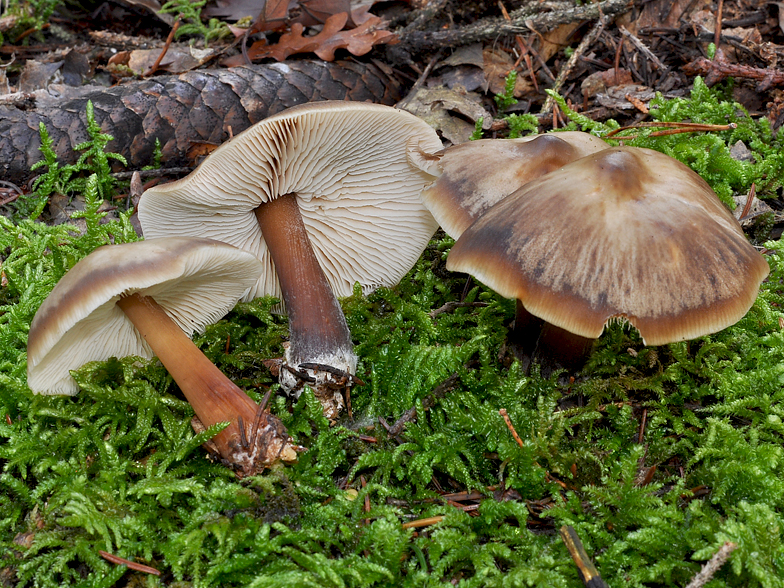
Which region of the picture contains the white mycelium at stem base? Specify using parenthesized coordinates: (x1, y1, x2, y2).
(137, 101, 443, 417)
(254, 193, 356, 412)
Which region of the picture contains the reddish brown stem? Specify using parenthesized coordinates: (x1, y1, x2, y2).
(116, 293, 263, 464)
(254, 193, 353, 366)
(512, 300, 594, 373)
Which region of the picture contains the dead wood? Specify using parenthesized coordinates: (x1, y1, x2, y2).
(0, 60, 402, 186)
(397, 0, 633, 53)
(683, 54, 784, 91)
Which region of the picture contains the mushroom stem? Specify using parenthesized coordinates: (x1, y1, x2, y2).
(512, 300, 594, 374)
(254, 194, 355, 369)
(116, 292, 293, 473)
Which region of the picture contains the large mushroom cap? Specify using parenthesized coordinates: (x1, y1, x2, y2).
(447, 147, 770, 345)
(138, 101, 443, 303)
(27, 237, 263, 395)
(408, 131, 609, 238)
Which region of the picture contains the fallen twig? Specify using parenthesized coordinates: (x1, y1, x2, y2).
(683, 49, 784, 90)
(397, 49, 444, 110)
(401, 515, 444, 529)
(541, 14, 608, 114)
(604, 121, 736, 140)
(618, 25, 668, 72)
(398, 0, 632, 53)
(111, 167, 194, 180)
(144, 17, 181, 77)
(388, 372, 462, 436)
(499, 408, 524, 448)
(98, 550, 161, 576)
(428, 301, 488, 319)
(684, 542, 738, 588)
(739, 182, 757, 222)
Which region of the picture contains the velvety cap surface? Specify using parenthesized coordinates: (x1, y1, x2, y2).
(138, 101, 443, 302)
(27, 237, 263, 395)
(409, 131, 609, 238)
(447, 147, 770, 345)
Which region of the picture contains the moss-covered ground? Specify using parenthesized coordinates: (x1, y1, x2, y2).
(2, 78, 784, 587)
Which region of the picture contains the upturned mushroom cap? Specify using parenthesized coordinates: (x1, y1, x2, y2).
(27, 237, 263, 395)
(407, 131, 609, 239)
(137, 101, 444, 303)
(447, 147, 770, 346)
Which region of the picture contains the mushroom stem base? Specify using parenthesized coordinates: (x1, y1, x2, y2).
(255, 193, 357, 418)
(511, 300, 595, 374)
(116, 293, 297, 475)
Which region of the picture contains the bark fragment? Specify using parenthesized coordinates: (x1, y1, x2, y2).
(0, 60, 402, 185)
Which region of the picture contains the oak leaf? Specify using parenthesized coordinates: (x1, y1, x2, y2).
(312, 14, 396, 61)
(228, 11, 396, 63)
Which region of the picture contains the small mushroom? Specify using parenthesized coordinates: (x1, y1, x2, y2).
(27, 237, 299, 475)
(408, 131, 609, 238)
(138, 101, 443, 418)
(446, 147, 770, 369)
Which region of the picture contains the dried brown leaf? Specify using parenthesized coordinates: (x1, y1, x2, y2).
(580, 68, 635, 98)
(234, 11, 394, 62)
(124, 47, 217, 74)
(247, 12, 346, 61)
(262, 0, 293, 30)
(313, 14, 396, 61)
(293, 0, 351, 26)
(482, 48, 534, 97)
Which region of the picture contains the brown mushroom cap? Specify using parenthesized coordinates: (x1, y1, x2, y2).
(27, 237, 263, 395)
(138, 101, 443, 303)
(446, 147, 770, 345)
(408, 131, 609, 239)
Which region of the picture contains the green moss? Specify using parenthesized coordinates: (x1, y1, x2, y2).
(2, 80, 784, 586)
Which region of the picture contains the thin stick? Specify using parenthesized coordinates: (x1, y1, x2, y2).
(625, 93, 649, 114)
(399, 0, 630, 52)
(144, 17, 181, 77)
(618, 25, 667, 72)
(605, 121, 736, 138)
(298, 363, 366, 386)
(388, 372, 461, 436)
(714, 0, 724, 51)
(112, 167, 193, 180)
(99, 550, 161, 576)
(402, 516, 444, 529)
(685, 542, 738, 588)
(637, 408, 647, 444)
(541, 15, 607, 114)
(683, 50, 784, 89)
(396, 50, 444, 110)
(428, 301, 488, 318)
(499, 409, 524, 447)
(739, 182, 756, 221)
(498, 0, 538, 92)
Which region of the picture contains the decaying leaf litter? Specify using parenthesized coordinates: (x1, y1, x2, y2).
(3, 0, 784, 586)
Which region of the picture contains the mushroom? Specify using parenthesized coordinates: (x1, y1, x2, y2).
(445, 146, 770, 369)
(408, 131, 609, 239)
(27, 237, 299, 475)
(138, 101, 443, 418)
